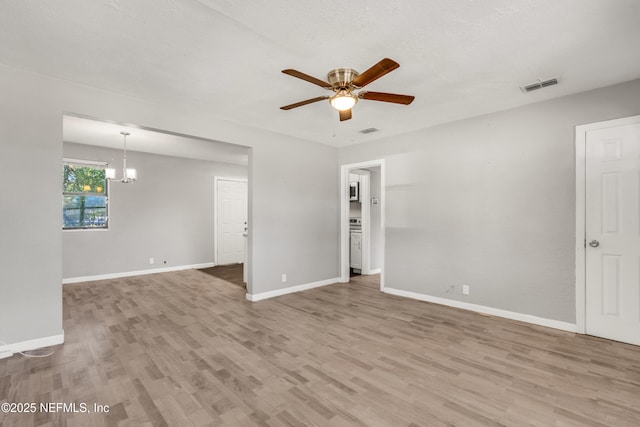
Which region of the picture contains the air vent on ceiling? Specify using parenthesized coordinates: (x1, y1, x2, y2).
(359, 127, 379, 134)
(520, 78, 559, 93)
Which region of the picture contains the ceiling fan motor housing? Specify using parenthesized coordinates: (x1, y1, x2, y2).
(327, 68, 359, 90)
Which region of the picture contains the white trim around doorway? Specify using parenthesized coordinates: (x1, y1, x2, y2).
(340, 160, 385, 289)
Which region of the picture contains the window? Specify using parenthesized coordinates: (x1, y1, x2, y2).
(63, 159, 109, 229)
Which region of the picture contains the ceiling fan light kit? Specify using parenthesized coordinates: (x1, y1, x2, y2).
(281, 58, 414, 121)
(330, 89, 358, 111)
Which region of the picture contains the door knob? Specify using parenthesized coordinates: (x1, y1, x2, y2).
(589, 240, 600, 248)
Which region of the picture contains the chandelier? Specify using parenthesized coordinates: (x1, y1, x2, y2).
(105, 131, 137, 183)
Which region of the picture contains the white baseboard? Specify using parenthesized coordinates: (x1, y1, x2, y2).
(246, 277, 339, 302)
(0, 331, 65, 359)
(364, 268, 381, 275)
(63, 262, 216, 284)
(383, 287, 577, 333)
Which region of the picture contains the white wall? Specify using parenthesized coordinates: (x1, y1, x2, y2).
(0, 71, 63, 347)
(339, 78, 640, 324)
(0, 64, 339, 348)
(369, 167, 382, 271)
(62, 142, 247, 279)
(250, 142, 339, 294)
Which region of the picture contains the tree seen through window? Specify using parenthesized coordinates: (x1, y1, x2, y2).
(63, 161, 109, 229)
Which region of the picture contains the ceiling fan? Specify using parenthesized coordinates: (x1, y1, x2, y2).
(280, 58, 415, 121)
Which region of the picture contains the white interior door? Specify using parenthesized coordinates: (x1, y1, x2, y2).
(216, 179, 247, 266)
(585, 122, 640, 345)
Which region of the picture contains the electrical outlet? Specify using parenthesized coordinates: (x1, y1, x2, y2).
(149, 258, 154, 265)
(281, 273, 287, 283)
(462, 285, 470, 295)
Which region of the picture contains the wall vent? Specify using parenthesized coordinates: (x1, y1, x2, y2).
(520, 78, 559, 93)
(359, 127, 379, 134)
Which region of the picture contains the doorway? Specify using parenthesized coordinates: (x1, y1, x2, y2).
(340, 160, 385, 289)
(62, 113, 251, 291)
(575, 114, 640, 345)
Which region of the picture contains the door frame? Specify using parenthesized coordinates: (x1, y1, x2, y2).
(574, 114, 640, 334)
(340, 159, 385, 289)
(213, 176, 248, 266)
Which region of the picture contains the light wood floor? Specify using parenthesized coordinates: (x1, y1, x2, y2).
(199, 263, 245, 288)
(1, 271, 640, 426)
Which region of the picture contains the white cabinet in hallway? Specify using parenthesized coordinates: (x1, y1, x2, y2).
(350, 231, 362, 270)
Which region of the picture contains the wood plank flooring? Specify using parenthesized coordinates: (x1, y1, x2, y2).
(199, 264, 245, 288)
(1, 271, 640, 426)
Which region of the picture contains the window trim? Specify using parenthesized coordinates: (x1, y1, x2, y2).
(63, 158, 110, 231)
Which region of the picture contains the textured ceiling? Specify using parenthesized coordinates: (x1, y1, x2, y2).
(2, 0, 640, 149)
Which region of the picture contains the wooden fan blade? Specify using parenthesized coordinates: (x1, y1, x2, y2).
(339, 109, 352, 121)
(282, 69, 332, 89)
(359, 91, 415, 105)
(351, 58, 400, 88)
(280, 96, 330, 110)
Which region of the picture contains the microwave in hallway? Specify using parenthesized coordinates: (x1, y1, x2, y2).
(349, 181, 359, 201)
